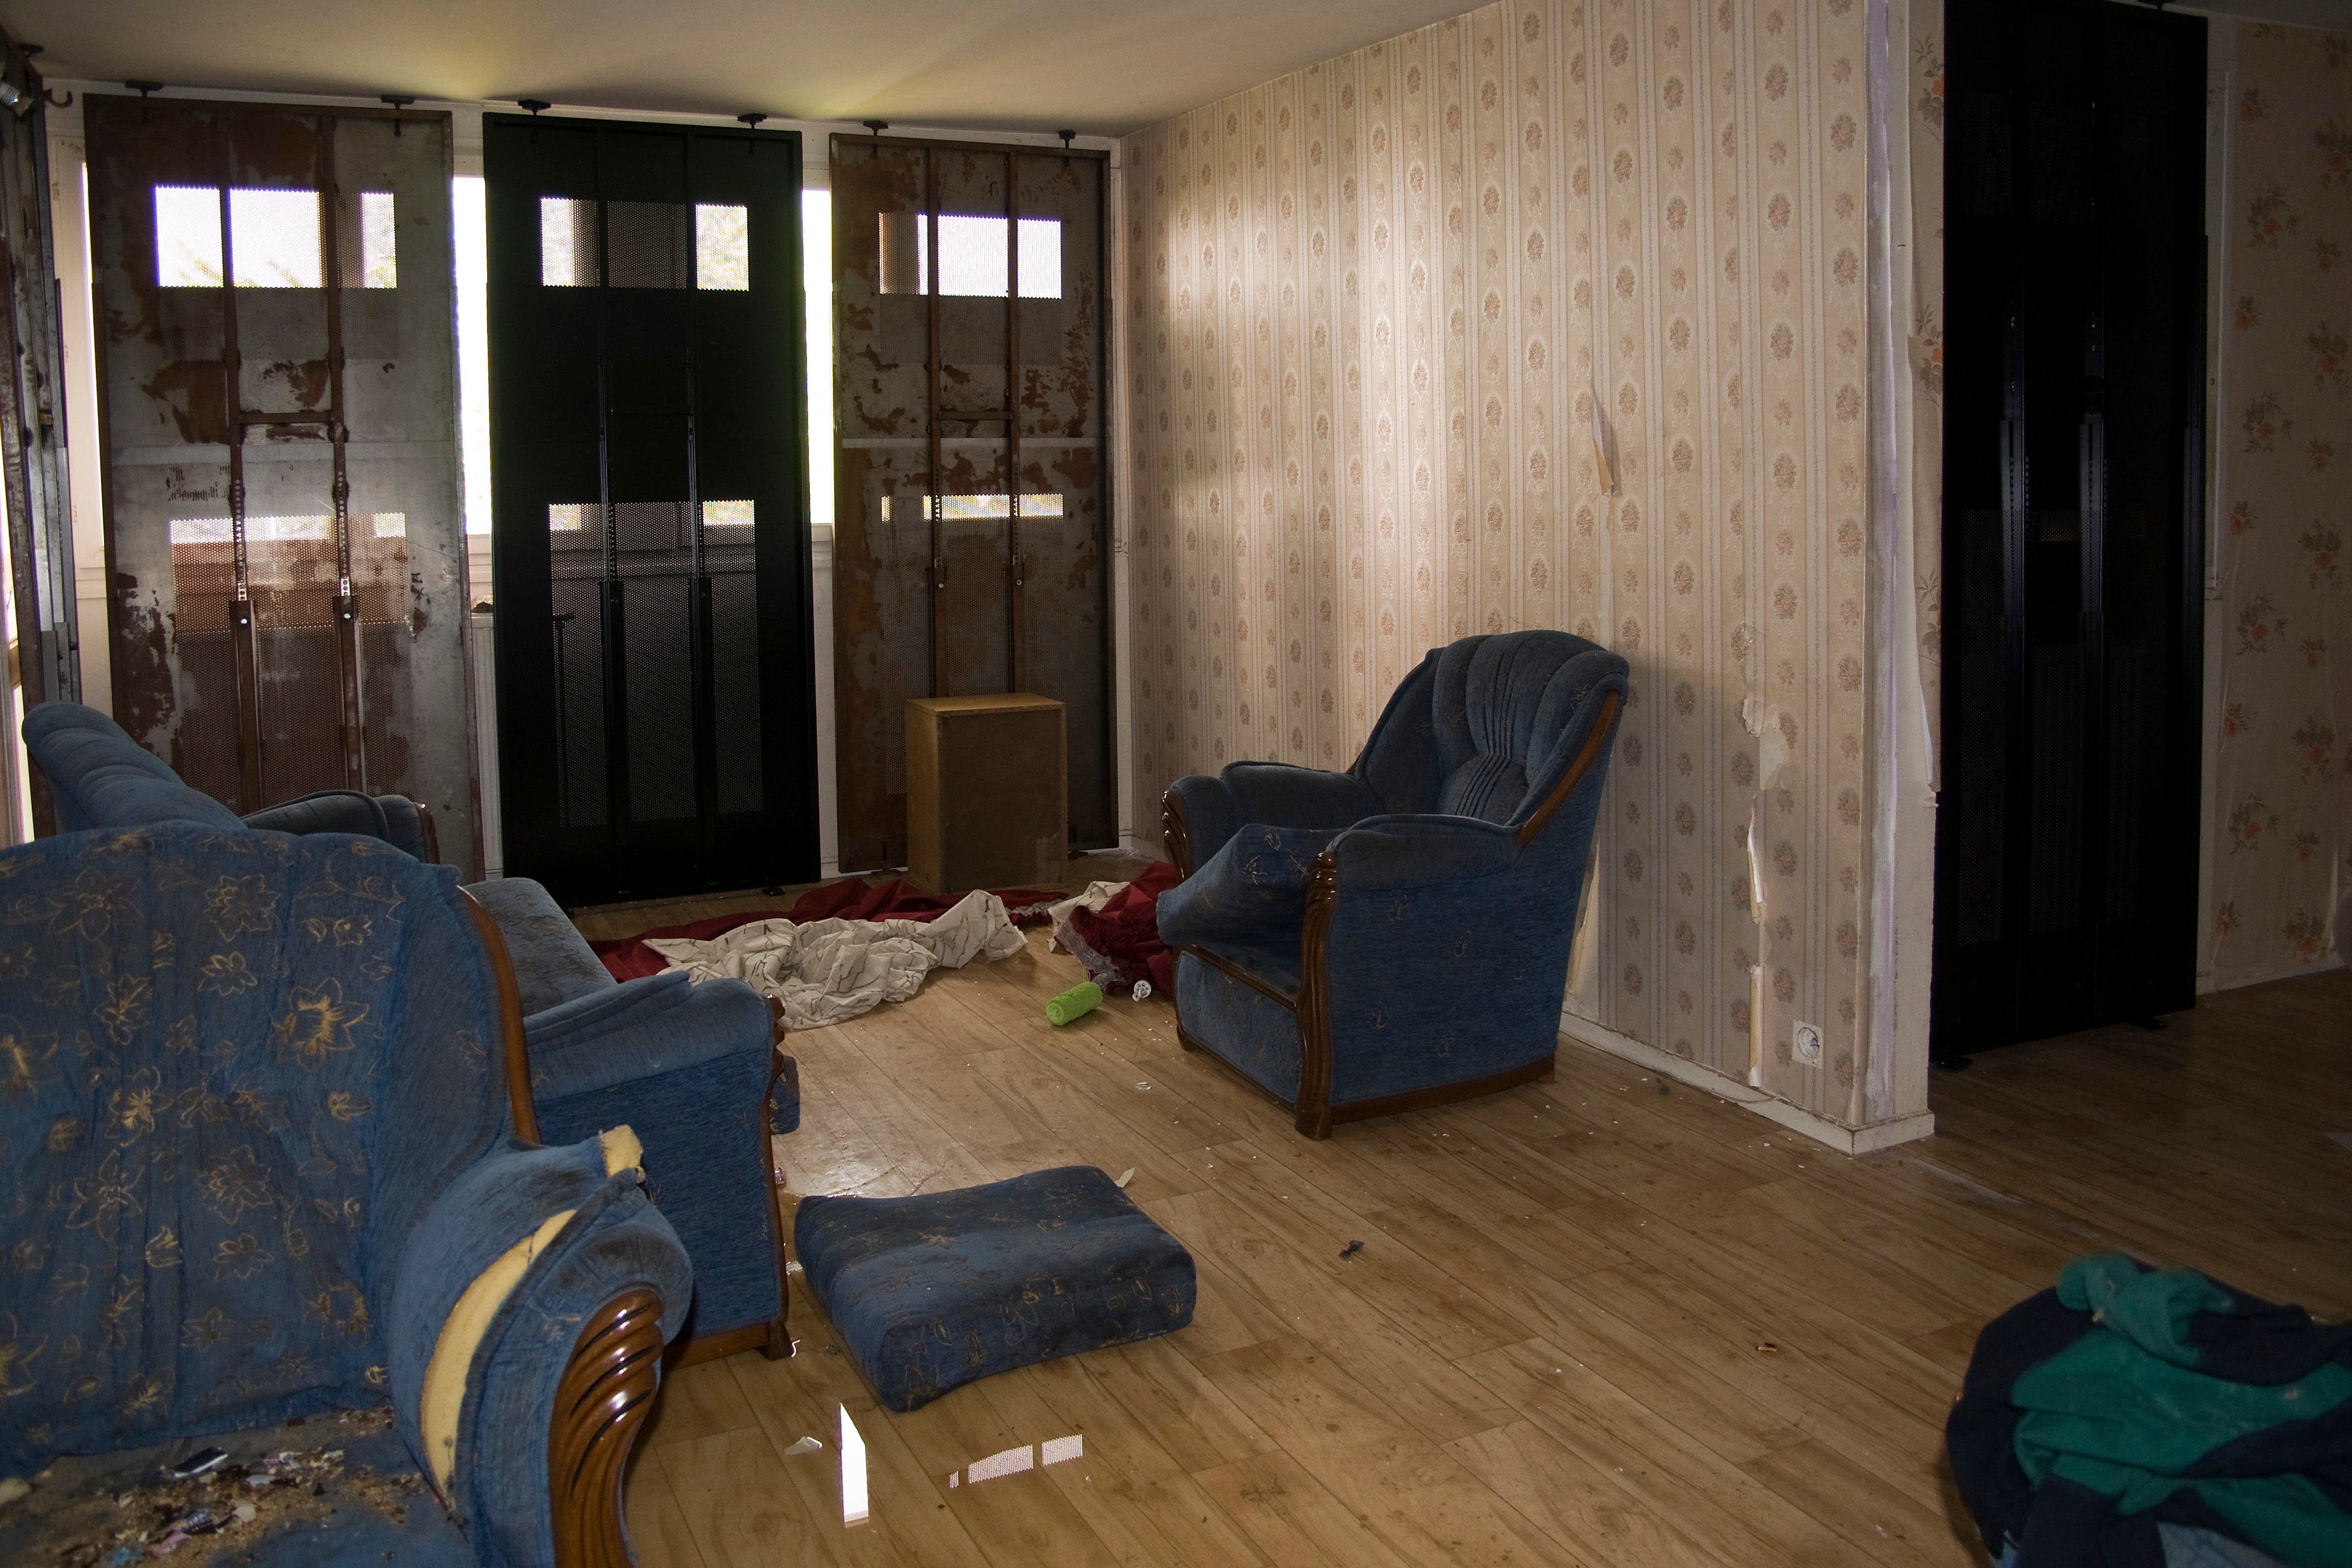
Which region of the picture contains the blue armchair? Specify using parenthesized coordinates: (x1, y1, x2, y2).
(1157, 631, 1626, 1138)
(0, 824, 692, 1566)
(24, 700, 439, 859)
(22, 702, 794, 1364)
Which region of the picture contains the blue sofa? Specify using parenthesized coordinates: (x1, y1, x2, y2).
(1158, 631, 1626, 1137)
(24, 698, 440, 858)
(23, 702, 794, 1363)
(0, 824, 692, 1566)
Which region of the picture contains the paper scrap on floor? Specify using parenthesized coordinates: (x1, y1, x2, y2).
(644, 889, 1028, 1028)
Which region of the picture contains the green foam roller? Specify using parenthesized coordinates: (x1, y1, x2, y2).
(1046, 981, 1103, 1026)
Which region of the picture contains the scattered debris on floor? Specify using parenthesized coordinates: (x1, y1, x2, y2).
(1113, 1168, 1136, 1189)
(780, 1436, 824, 1457)
(5, 1407, 426, 1567)
(1340, 1240, 1365, 1260)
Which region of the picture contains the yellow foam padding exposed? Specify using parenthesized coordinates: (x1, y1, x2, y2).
(599, 1125, 643, 1177)
(418, 1126, 645, 1493)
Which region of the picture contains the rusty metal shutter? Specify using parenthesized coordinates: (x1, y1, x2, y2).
(830, 135, 1112, 873)
(85, 96, 475, 869)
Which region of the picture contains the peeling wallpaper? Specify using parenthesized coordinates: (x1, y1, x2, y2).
(2206, 21, 2352, 987)
(1118, 0, 1894, 1119)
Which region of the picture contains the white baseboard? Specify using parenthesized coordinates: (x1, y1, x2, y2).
(2198, 949, 2344, 996)
(1558, 1012, 1935, 1156)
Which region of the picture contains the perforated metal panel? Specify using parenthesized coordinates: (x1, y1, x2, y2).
(85, 99, 473, 868)
(830, 138, 1110, 872)
(487, 116, 814, 902)
(606, 201, 691, 290)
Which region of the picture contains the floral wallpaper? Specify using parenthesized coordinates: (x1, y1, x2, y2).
(1120, 0, 1887, 1119)
(1902, 0, 1942, 781)
(2207, 22, 2351, 988)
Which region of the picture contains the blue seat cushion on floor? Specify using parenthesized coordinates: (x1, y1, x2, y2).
(794, 1166, 1197, 1412)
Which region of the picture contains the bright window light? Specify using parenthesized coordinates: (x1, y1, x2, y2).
(696, 204, 749, 291)
(230, 188, 323, 287)
(839, 1405, 868, 1525)
(540, 196, 597, 287)
(456, 177, 491, 537)
(1017, 219, 1060, 298)
(965, 1445, 1033, 1483)
(155, 186, 222, 286)
(168, 515, 334, 544)
(353, 190, 398, 288)
(702, 499, 754, 528)
(935, 215, 1008, 297)
(547, 503, 597, 533)
(878, 214, 1061, 298)
(159, 186, 398, 291)
(804, 187, 832, 532)
(886, 493, 1066, 524)
(370, 511, 407, 538)
(168, 516, 231, 545)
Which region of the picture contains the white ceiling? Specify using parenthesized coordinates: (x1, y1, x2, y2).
(1, 0, 1484, 137)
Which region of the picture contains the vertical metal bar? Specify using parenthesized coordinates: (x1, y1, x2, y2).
(318, 113, 364, 789)
(217, 124, 262, 813)
(1006, 149, 1022, 694)
(1996, 4, 2032, 1022)
(595, 133, 627, 871)
(685, 166, 718, 863)
(1094, 149, 1112, 848)
(926, 144, 945, 696)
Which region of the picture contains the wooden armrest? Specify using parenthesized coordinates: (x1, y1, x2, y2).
(549, 1287, 666, 1568)
(459, 884, 540, 1143)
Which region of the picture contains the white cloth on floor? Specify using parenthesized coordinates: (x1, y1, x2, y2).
(644, 889, 1029, 1029)
(1044, 879, 1126, 952)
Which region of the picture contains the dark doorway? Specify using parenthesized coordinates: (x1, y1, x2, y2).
(1934, 2, 2207, 1054)
(485, 114, 816, 905)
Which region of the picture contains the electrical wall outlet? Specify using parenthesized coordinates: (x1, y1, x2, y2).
(1794, 1021, 1823, 1064)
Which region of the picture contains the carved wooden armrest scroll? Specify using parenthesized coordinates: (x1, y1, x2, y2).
(1162, 791, 1194, 881)
(548, 1287, 666, 1568)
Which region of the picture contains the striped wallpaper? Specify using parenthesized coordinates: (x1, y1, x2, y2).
(1120, 0, 1882, 1118)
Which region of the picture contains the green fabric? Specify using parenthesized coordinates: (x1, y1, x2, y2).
(2012, 1257, 2352, 1566)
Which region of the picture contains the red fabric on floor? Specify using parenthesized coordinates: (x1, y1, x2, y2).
(1063, 861, 1179, 997)
(589, 878, 1061, 983)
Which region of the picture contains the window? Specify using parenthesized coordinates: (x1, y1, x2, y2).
(155, 185, 397, 289)
(695, 205, 749, 291)
(230, 189, 322, 287)
(155, 186, 223, 286)
(345, 191, 398, 288)
(547, 503, 597, 533)
(702, 499, 754, 528)
(540, 197, 598, 287)
(885, 493, 1066, 524)
(167, 514, 357, 544)
(878, 215, 1061, 298)
(541, 198, 754, 290)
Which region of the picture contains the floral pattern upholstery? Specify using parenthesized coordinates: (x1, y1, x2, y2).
(0, 825, 507, 1476)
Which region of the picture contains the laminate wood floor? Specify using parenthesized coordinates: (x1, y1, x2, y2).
(587, 879, 2352, 1568)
